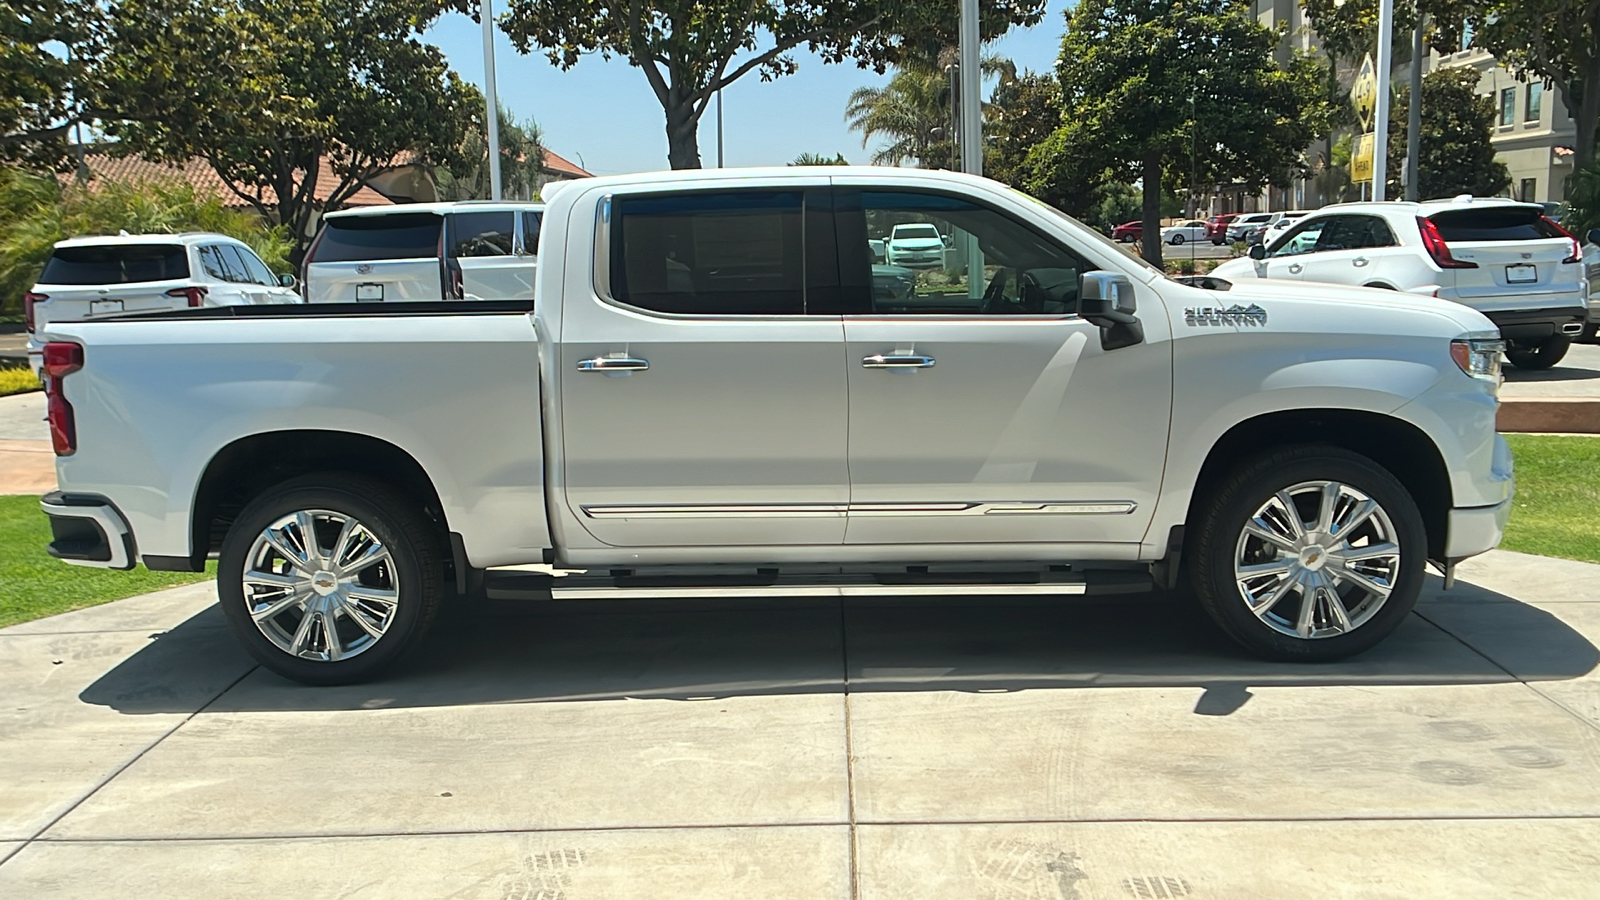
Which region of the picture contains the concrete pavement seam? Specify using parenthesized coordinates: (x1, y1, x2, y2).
(839, 597, 860, 900)
(0, 662, 259, 871)
(32, 821, 854, 843)
(1411, 607, 1600, 738)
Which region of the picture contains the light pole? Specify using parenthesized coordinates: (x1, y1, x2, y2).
(958, 0, 981, 176)
(717, 88, 724, 167)
(1372, 0, 1394, 201)
(481, 0, 503, 200)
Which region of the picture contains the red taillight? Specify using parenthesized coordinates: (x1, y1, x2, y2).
(43, 342, 83, 456)
(23, 292, 45, 333)
(165, 285, 208, 307)
(1541, 216, 1582, 264)
(1417, 217, 1478, 269)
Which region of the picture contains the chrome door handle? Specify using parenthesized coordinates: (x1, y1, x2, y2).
(863, 354, 935, 369)
(1353, 256, 1370, 267)
(1288, 264, 1303, 274)
(578, 356, 649, 372)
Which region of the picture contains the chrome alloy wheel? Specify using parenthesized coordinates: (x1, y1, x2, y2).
(1232, 480, 1402, 640)
(242, 509, 399, 662)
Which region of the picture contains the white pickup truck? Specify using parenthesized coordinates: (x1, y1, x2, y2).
(37, 168, 1514, 685)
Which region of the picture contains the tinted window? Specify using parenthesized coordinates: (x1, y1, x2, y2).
(40, 244, 190, 284)
(1429, 207, 1564, 242)
(1313, 215, 1396, 251)
(449, 211, 515, 257)
(522, 211, 542, 255)
(611, 190, 804, 315)
(845, 190, 1095, 315)
(1269, 217, 1332, 256)
(310, 213, 443, 262)
(197, 245, 230, 280)
(217, 245, 255, 283)
(236, 247, 278, 285)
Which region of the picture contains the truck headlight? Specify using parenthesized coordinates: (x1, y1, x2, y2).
(1451, 334, 1505, 385)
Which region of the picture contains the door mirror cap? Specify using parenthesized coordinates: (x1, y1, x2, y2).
(278, 273, 299, 289)
(1079, 271, 1135, 317)
(1248, 243, 1268, 260)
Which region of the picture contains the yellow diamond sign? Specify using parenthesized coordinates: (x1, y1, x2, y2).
(1352, 54, 1378, 132)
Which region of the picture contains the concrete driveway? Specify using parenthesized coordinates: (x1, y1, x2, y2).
(2, 550, 1599, 897)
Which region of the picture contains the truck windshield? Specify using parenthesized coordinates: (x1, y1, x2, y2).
(311, 213, 443, 262)
(40, 244, 190, 284)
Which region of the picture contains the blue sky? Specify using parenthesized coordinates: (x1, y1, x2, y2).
(425, 2, 1073, 176)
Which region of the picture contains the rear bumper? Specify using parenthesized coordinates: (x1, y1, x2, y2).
(40, 492, 135, 570)
(1481, 306, 1586, 343)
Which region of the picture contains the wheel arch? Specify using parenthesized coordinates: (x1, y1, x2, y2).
(1188, 409, 1452, 561)
(184, 430, 452, 573)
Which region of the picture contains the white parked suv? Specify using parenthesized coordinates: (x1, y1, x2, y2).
(1583, 226, 1600, 341)
(303, 201, 543, 302)
(24, 233, 298, 375)
(1226, 212, 1279, 243)
(1214, 198, 1587, 369)
(885, 223, 947, 268)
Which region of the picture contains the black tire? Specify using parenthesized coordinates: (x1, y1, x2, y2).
(1187, 445, 1426, 662)
(218, 473, 445, 685)
(1212, 238, 1225, 246)
(1505, 333, 1571, 370)
(1580, 322, 1598, 344)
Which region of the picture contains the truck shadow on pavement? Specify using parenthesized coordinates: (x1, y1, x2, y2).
(1501, 364, 1600, 384)
(80, 574, 1598, 717)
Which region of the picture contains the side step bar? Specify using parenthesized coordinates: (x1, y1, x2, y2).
(482, 569, 1151, 602)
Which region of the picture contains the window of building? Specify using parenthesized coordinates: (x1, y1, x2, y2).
(610, 190, 805, 315)
(1525, 83, 1543, 122)
(1460, 20, 1474, 52)
(1499, 88, 1516, 126)
(1521, 179, 1538, 203)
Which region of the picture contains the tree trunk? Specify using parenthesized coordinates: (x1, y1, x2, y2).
(664, 90, 703, 170)
(1141, 147, 1164, 268)
(1576, 64, 1599, 174)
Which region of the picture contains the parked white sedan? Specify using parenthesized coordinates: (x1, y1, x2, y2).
(1160, 220, 1209, 245)
(886, 223, 948, 268)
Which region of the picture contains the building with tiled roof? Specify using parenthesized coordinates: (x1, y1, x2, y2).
(66, 152, 394, 209)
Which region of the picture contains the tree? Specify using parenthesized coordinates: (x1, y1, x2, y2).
(985, 70, 1062, 188)
(94, 0, 480, 263)
(485, 0, 1044, 170)
(790, 152, 849, 165)
(435, 104, 547, 201)
(0, 0, 102, 167)
(845, 53, 1013, 169)
(1457, 0, 1600, 172)
(1050, 0, 1333, 265)
(1384, 67, 1510, 199)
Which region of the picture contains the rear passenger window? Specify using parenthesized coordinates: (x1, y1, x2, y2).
(310, 213, 443, 262)
(198, 245, 230, 280)
(522, 211, 542, 255)
(1429, 208, 1564, 242)
(611, 191, 804, 315)
(449, 212, 515, 257)
(216, 246, 256, 283)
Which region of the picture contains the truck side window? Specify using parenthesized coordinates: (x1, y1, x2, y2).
(611, 190, 804, 315)
(842, 190, 1095, 315)
(449, 212, 515, 257)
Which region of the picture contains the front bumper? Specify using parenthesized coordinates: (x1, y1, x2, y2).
(40, 492, 135, 570)
(1446, 499, 1512, 560)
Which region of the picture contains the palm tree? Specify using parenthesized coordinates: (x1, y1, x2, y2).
(790, 152, 850, 166)
(845, 52, 1015, 169)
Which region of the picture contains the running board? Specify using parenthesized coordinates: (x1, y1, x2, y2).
(482, 569, 1150, 602)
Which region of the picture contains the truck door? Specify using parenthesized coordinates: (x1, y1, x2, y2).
(558, 185, 849, 547)
(833, 185, 1173, 547)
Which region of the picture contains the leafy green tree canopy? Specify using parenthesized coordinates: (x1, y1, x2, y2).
(436, 104, 547, 201)
(1039, 0, 1333, 265)
(478, 0, 1044, 169)
(1384, 67, 1510, 200)
(0, 0, 102, 167)
(984, 69, 1061, 188)
(95, 0, 481, 262)
(790, 152, 849, 165)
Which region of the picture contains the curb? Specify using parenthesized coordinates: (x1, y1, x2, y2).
(1497, 398, 1600, 435)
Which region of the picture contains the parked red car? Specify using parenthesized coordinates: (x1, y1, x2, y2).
(1111, 220, 1143, 242)
(1205, 214, 1241, 245)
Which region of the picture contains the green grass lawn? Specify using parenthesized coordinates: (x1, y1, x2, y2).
(1500, 434, 1600, 565)
(0, 494, 213, 628)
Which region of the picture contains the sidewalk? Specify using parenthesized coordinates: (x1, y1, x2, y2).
(0, 550, 1597, 896)
(0, 392, 51, 495)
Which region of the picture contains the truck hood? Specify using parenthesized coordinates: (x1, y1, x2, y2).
(1212, 276, 1496, 334)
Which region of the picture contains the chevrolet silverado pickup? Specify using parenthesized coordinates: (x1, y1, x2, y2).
(37, 168, 1514, 684)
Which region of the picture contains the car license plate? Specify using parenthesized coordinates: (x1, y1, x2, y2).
(1506, 263, 1538, 284)
(356, 283, 384, 302)
(90, 299, 123, 315)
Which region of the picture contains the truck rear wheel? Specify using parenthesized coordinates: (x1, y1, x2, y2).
(218, 474, 444, 685)
(1188, 446, 1425, 662)
(1505, 333, 1571, 370)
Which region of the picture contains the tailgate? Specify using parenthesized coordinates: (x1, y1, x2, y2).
(1446, 238, 1582, 309)
(305, 260, 444, 302)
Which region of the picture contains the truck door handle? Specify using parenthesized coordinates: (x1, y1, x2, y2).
(1353, 257, 1370, 267)
(863, 354, 935, 369)
(1288, 263, 1303, 274)
(577, 356, 649, 372)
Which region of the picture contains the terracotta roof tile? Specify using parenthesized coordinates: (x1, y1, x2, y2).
(542, 149, 591, 178)
(71, 153, 393, 208)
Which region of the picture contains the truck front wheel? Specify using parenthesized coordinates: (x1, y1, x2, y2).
(218, 474, 445, 685)
(1188, 447, 1426, 662)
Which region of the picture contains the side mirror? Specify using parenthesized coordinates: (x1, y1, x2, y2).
(1248, 243, 1267, 260)
(1588, 228, 1600, 246)
(278, 273, 299, 289)
(1078, 271, 1144, 351)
